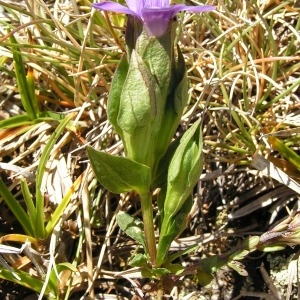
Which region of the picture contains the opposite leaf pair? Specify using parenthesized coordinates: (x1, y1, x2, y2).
(88, 118, 203, 267)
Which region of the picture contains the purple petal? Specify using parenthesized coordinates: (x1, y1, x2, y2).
(150, 4, 216, 19)
(142, 5, 215, 36)
(125, 0, 144, 15)
(92, 1, 215, 37)
(92, 2, 138, 17)
(141, 8, 174, 36)
(143, 0, 170, 8)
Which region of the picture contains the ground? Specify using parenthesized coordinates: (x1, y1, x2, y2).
(0, 0, 300, 299)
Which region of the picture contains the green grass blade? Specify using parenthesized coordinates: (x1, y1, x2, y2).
(0, 115, 32, 129)
(9, 33, 39, 120)
(0, 268, 56, 297)
(0, 179, 34, 236)
(20, 178, 37, 230)
(35, 114, 73, 239)
(259, 77, 300, 111)
(45, 173, 82, 237)
(26, 66, 40, 116)
(269, 136, 300, 171)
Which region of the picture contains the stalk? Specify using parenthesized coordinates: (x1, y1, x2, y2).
(140, 192, 156, 265)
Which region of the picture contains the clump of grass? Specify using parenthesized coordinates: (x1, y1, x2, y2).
(0, 0, 299, 299)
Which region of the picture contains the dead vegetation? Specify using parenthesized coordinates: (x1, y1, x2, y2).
(0, 0, 300, 299)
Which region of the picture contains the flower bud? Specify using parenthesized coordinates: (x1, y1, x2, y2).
(155, 120, 203, 266)
(108, 17, 191, 171)
(163, 119, 203, 217)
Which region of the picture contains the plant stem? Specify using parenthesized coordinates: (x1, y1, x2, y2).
(140, 192, 157, 265)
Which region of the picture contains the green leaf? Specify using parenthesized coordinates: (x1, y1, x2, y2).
(229, 249, 249, 261)
(168, 119, 202, 186)
(163, 119, 203, 217)
(37, 111, 66, 122)
(117, 50, 157, 134)
(241, 236, 260, 250)
(153, 137, 181, 219)
(166, 263, 185, 275)
(156, 195, 192, 267)
(116, 212, 146, 251)
(196, 269, 214, 286)
(129, 253, 148, 268)
(49, 261, 78, 287)
(56, 262, 78, 273)
(195, 254, 229, 286)
(87, 146, 151, 194)
(258, 244, 286, 252)
(153, 53, 188, 160)
(107, 56, 129, 135)
(0, 179, 34, 236)
(152, 136, 180, 189)
(155, 121, 203, 267)
(141, 267, 171, 279)
(164, 244, 198, 265)
(138, 22, 175, 99)
(227, 261, 248, 276)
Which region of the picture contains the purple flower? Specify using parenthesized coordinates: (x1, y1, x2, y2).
(92, 0, 215, 36)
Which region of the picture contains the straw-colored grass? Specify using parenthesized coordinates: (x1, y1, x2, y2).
(0, 0, 299, 299)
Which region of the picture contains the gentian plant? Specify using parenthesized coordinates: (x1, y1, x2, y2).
(88, 0, 215, 287)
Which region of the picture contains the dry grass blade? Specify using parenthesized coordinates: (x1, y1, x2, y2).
(0, 0, 300, 298)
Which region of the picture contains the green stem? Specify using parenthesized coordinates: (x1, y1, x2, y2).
(140, 192, 156, 265)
